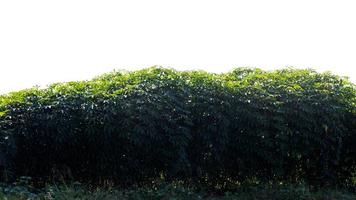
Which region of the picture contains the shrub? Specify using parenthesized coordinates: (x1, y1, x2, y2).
(0, 67, 355, 188)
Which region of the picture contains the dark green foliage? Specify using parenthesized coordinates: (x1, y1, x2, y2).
(0, 67, 355, 188)
(1, 182, 356, 200)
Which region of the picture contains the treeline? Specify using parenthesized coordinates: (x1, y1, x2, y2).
(0, 67, 355, 188)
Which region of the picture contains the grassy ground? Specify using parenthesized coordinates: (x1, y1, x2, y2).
(0, 182, 355, 200)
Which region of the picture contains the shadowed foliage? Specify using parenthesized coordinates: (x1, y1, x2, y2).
(0, 67, 355, 189)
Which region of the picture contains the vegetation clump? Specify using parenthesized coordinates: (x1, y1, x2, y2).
(0, 67, 355, 191)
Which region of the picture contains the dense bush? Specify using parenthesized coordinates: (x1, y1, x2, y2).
(0, 67, 355, 188)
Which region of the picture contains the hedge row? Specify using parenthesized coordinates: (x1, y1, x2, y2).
(0, 67, 355, 187)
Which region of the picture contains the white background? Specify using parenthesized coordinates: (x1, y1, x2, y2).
(0, 0, 355, 94)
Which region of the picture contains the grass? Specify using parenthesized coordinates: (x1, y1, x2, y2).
(0, 182, 355, 200)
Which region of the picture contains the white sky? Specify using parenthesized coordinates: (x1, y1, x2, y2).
(0, 0, 355, 94)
